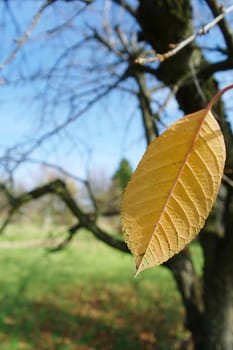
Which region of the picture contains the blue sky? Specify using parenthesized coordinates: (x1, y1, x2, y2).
(0, 0, 233, 187)
(0, 0, 154, 185)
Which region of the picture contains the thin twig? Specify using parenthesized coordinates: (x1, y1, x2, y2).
(222, 174, 233, 188)
(189, 59, 208, 104)
(0, 0, 55, 72)
(136, 4, 233, 64)
(153, 85, 179, 127)
(112, 0, 136, 18)
(7, 73, 126, 175)
(49, 223, 83, 252)
(0, 178, 129, 252)
(25, 157, 87, 184)
(205, 0, 233, 54)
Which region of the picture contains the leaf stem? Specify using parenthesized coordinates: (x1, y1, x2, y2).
(205, 83, 233, 114)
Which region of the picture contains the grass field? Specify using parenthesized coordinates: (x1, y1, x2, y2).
(0, 224, 203, 350)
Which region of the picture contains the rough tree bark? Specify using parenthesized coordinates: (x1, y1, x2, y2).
(137, 1, 233, 349)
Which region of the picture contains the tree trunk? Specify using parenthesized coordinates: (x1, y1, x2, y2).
(202, 189, 233, 350)
(137, 1, 233, 348)
(204, 248, 233, 350)
(166, 250, 204, 349)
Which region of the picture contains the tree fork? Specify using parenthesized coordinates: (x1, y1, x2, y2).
(0, 179, 130, 253)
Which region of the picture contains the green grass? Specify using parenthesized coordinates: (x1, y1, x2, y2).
(0, 224, 203, 350)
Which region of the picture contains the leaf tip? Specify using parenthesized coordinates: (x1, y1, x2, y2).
(134, 268, 141, 278)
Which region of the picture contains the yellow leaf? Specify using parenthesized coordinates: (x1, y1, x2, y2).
(121, 109, 226, 275)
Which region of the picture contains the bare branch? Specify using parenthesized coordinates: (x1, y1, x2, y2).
(6, 72, 127, 175)
(205, 0, 233, 55)
(134, 73, 159, 143)
(112, 0, 136, 18)
(136, 4, 233, 65)
(0, 178, 129, 253)
(199, 58, 233, 78)
(92, 26, 157, 76)
(0, 0, 93, 72)
(49, 222, 83, 252)
(22, 157, 87, 184)
(24, 158, 100, 214)
(152, 85, 179, 128)
(222, 174, 233, 189)
(0, 0, 55, 72)
(92, 27, 125, 59)
(0, 209, 16, 234)
(165, 248, 204, 341)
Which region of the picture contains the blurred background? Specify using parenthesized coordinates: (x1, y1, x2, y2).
(0, 1, 233, 349)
